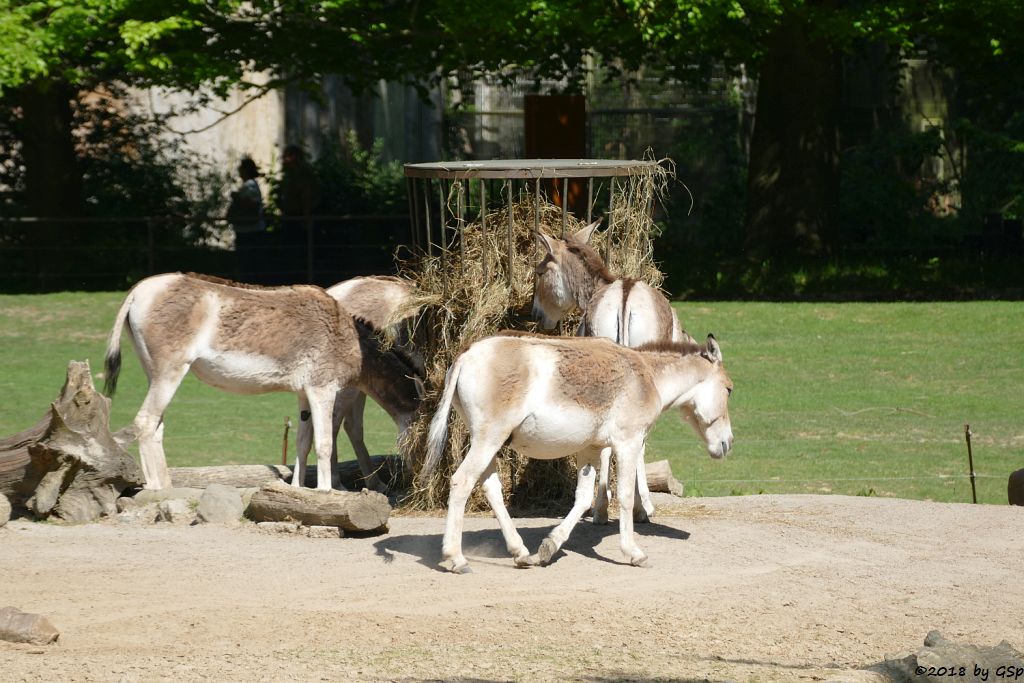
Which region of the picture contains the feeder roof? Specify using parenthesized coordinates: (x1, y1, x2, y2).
(403, 158, 659, 180)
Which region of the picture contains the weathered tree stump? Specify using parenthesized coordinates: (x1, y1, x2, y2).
(0, 361, 144, 523)
(168, 455, 404, 491)
(246, 480, 390, 532)
(645, 459, 684, 497)
(1009, 469, 1024, 506)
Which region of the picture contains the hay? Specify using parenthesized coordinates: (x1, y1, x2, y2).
(394, 164, 670, 512)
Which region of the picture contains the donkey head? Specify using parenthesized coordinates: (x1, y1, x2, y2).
(531, 220, 602, 329)
(679, 334, 734, 459)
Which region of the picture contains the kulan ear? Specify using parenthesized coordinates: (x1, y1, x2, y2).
(572, 219, 602, 244)
(535, 231, 557, 256)
(703, 333, 723, 363)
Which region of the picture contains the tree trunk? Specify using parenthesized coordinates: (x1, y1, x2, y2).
(10, 80, 84, 289)
(0, 361, 145, 523)
(744, 5, 842, 256)
(246, 481, 390, 532)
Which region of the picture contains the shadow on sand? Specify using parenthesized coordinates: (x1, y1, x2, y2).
(373, 516, 691, 573)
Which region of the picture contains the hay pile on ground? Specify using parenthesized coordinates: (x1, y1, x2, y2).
(395, 168, 669, 512)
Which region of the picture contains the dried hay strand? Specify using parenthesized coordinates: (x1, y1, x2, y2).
(394, 164, 671, 512)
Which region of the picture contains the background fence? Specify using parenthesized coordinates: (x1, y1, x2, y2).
(0, 213, 410, 292)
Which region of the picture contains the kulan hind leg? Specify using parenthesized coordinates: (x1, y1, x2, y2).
(633, 450, 655, 523)
(441, 435, 504, 574)
(478, 461, 529, 565)
(133, 364, 190, 490)
(614, 438, 648, 567)
(306, 386, 342, 491)
(527, 449, 600, 566)
(592, 446, 613, 525)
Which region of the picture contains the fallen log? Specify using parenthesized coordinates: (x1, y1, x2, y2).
(645, 459, 684, 497)
(167, 455, 404, 490)
(0, 361, 144, 522)
(246, 480, 390, 532)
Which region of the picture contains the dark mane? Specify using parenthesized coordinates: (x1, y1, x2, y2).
(635, 340, 704, 356)
(184, 272, 313, 292)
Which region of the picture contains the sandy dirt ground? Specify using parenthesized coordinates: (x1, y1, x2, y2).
(1, 494, 1022, 682)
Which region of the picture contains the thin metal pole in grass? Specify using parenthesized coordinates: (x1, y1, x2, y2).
(964, 423, 978, 504)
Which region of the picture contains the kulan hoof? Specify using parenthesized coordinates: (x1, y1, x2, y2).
(537, 538, 559, 566)
(515, 554, 541, 568)
(441, 559, 473, 574)
(591, 510, 609, 526)
(633, 509, 651, 524)
(630, 553, 649, 568)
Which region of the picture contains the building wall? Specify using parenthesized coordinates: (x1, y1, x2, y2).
(137, 75, 285, 181)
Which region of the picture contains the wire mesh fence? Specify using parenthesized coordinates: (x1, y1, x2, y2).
(0, 212, 410, 292)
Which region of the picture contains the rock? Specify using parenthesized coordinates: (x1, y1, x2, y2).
(196, 484, 244, 525)
(304, 525, 344, 539)
(835, 631, 1024, 682)
(134, 487, 204, 505)
(0, 493, 10, 528)
(157, 498, 194, 524)
(115, 505, 159, 525)
(116, 496, 139, 513)
(0, 607, 60, 645)
(256, 521, 301, 534)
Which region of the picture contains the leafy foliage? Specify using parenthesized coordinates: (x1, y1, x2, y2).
(309, 133, 406, 216)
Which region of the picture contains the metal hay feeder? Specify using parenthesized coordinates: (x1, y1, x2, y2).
(403, 158, 661, 283)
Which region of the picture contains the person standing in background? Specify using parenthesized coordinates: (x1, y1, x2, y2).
(227, 156, 266, 282)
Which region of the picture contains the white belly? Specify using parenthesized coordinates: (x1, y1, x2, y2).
(509, 410, 602, 460)
(190, 352, 298, 394)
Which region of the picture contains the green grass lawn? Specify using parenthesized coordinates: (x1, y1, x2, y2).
(1, 292, 1021, 504)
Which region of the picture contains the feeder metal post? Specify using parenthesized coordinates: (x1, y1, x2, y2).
(438, 180, 447, 295)
(534, 178, 540, 233)
(561, 177, 568, 237)
(507, 181, 514, 286)
(606, 178, 616, 265)
(458, 180, 465, 277)
(423, 179, 433, 257)
(481, 180, 488, 282)
(587, 178, 594, 224)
